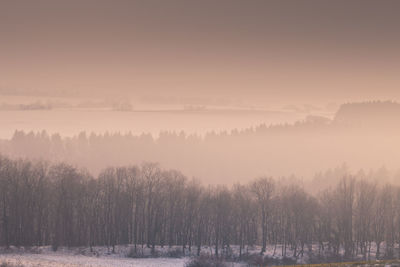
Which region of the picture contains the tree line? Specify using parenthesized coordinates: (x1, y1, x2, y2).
(0, 155, 400, 261)
(3, 102, 400, 184)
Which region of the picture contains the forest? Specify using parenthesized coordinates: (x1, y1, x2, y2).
(0, 155, 399, 262)
(2, 101, 400, 185)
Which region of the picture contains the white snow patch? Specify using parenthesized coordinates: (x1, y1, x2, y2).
(0, 253, 187, 267)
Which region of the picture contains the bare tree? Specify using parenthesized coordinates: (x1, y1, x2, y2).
(251, 177, 275, 254)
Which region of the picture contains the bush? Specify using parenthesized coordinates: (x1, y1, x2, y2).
(220, 246, 234, 260)
(24, 246, 41, 254)
(150, 250, 160, 258)
(0, 262, 25, 267)
(51, 243, 58, 252)
(168, 248, 184, 258)
(185, 255, 229, 267)
(126, 247, 161, 258)
(242, 253, 277, 266)
(281, 256, 297, 265)
(127, 247, 146, 258)
(241, 253, 295, 266)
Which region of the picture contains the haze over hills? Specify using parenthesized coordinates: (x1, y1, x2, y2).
(1, 100, 399, 185)
(334, 100, 400, 126)
(2, 1, 400, 265)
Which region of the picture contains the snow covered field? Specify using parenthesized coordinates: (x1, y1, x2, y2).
(0, 254, 186, 267)
(0, 246, 189, 267)
(0, 244, 271, 267)
(0, 243, 393, 267)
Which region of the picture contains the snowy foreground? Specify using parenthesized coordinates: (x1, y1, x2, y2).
(0, 246, 187, 267)
(0, 246, 190, 267)
(0, 245, 248, 267)
(0, 253, 186, 267)
(0, 243, 394, 267)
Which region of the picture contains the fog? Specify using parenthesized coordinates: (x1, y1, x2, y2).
(0, 100, 399, 186)
(0, 96, 310, 140)
(4, 2, 400, 265)
(0, 0, 400, 184)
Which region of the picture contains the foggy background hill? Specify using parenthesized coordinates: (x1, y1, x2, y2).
(1, 0, 400, 186)
(1, 100, 399, 186)
(334, 100, 400, 126)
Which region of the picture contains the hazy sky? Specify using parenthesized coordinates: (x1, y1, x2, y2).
(1, 0, 400, 104)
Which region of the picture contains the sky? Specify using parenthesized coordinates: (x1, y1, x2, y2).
(1, 0, 400, 105)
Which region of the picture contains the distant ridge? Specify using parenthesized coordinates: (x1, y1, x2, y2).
(334, 100, 400, 125)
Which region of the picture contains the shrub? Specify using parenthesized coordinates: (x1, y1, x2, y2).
(0, 262, 25, 267)
(242, 253, 274, 266)
(220, 246, 234, 260)
(185, 255, 229, 267)
(150, 250, 160, 258)
(281, 256, 297, 265)
(51, 243, 58, 252)
(24, 246, 41, 254)
(241, 253, 294, 266)
(243, 253, 265, 266)
(127, 247, 146, 258)
(168, 248, 184, 258)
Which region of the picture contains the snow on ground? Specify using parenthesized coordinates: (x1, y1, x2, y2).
(0, 246, 189, 267)
(0, 253, 187, 267)
(0, 242, 393, 266)
(0, 244, 260, 267)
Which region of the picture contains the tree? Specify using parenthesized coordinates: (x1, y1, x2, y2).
(251, 177, 275, 253)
